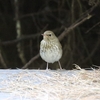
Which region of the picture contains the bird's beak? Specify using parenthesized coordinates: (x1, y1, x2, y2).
(42, 34, 47, 36)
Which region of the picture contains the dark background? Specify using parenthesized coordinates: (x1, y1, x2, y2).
(0, 0, 100, 69)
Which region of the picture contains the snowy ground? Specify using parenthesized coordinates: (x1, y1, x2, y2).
(0, 69, 100, 100)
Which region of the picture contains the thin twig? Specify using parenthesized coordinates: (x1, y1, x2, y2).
(21, 25, 48, 69)
(22, 53, 40, 69)
(82, 38, 100, 64)
(1, 34, 40, 46)
(58, 2, 99, 41)
(85, 21, 100, 33)
(58, 14, 92, 41)
(1, 24, 48, 46)
(0, 52, 7, 69)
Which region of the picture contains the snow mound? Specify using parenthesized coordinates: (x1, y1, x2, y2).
(0, 69, 100, 100)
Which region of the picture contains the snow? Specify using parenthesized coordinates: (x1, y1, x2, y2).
(0, 69, 100, 100)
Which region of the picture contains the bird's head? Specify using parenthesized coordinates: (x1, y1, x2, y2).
(42, 31, 57, 41)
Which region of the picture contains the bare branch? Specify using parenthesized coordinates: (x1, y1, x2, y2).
(0, 47, 7, 68)
(22, 53, 40, 69)
(58, 2, 99, 41)
(82, 38, 100, 64)
(58, 14, 92, 41)
(85, 21, 100, 33)
(1, 34, 40, 46)
(1, 24, 48, 46)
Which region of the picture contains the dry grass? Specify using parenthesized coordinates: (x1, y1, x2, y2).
(0, 68, 100, 100)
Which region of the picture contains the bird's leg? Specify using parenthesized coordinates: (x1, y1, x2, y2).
(58, 61, 62, 70)
(46, 62, 49, 70)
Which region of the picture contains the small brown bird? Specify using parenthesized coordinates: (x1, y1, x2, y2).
(40, 30, 62, 70)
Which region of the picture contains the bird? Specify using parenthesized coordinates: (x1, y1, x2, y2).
(40, 30, 62, 70)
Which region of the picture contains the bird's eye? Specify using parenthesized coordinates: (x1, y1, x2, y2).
(48, 34, 51, 36)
